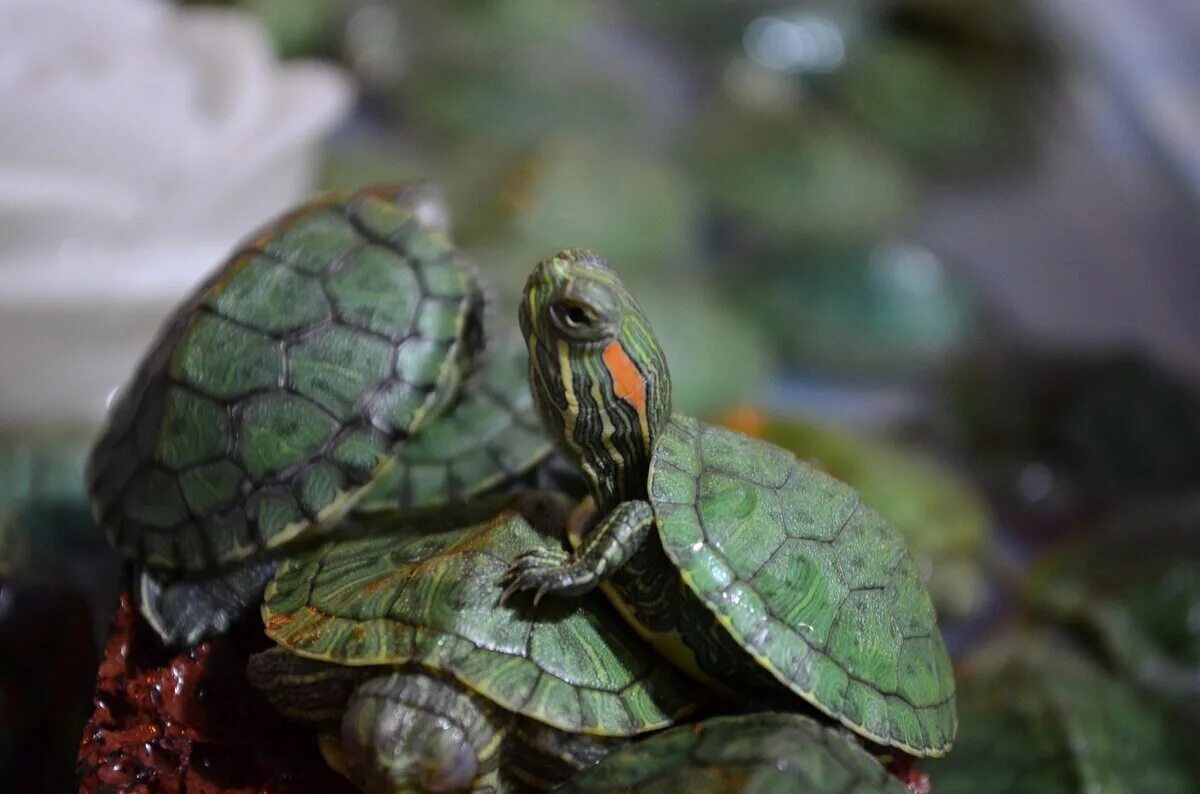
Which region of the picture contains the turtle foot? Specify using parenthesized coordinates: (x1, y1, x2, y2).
(498, 547, 598, 605)
(139, 559, 279, 646)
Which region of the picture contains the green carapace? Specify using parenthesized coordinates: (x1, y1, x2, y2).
(501, 249, 956, 757)
(86, 184, 551, 645)
(564, 712, 907, 794)
(250, 496, 698, 792)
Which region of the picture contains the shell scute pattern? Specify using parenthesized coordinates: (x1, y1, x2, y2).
(88, 188, 481, 570)
(649, 415, 956, 756)
(262, 511, 696, 736)
(170, 313, 283, 400)
(357, 334, 551, 512)
(206, 253, 333, 334)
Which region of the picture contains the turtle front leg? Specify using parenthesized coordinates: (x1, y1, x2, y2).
(500, 499, 654, 604)
(138, 558, 279, 646)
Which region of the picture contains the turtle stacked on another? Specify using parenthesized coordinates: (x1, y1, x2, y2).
(247, 493, 699, 793)
(247, 248, 957, 792)
(500, 249, 957, 759)
(86, 184, 555, 646)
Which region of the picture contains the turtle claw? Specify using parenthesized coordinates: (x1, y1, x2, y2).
(497, 546, 601, 604)
(497, 547, 578, 604)
(499, 579, 524, 605)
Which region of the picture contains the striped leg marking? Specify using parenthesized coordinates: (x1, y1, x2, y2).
(500, 499, 655, 605)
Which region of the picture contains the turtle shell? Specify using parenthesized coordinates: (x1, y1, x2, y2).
(261, 507, 697, 737)
(563, 712, 905, 793)
(352, 331, 552, 514)
(87, 185, 483, 571)
(748, 415, 991, 621)
(925, 632, 1195, 794)
(648, 415, 956, 756)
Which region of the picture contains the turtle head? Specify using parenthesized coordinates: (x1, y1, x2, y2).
(520, 249, 671, 507)
(342, 673, 494, 793)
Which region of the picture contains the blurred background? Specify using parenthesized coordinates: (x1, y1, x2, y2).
(2, 0, 1198, 790)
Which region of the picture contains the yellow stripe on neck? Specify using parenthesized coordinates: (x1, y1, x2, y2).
(556, 338, 600, 495)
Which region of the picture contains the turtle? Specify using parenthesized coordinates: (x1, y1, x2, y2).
(499, 249, 957, 757)
(923, 631, 1196, 794)
(248, 493, 699, 793)
(86, 183, 553, 646)
(562, 712, 907, 794)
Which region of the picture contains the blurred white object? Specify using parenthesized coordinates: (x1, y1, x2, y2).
(0, 0, 353, 430)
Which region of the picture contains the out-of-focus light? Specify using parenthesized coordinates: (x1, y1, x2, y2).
(1017, 462, 1055, 504)
(345, 3, 406, 87)
(721, 56, 796, 111)
(744, 13, 845, 75)
(870, 243, 945, 298)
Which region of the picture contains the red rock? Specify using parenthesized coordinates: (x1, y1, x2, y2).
(77, 592, 355, 793)
(887, 753, 932, 794)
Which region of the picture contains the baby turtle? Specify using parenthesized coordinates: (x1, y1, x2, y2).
(501, 249, 956, 757)
(87, 184, 550, 645)
(250, 496, 698, 792)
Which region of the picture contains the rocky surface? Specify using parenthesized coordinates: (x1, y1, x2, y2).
(77, 592, 354, 793)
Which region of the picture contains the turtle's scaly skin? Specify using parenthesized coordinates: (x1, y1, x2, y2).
(261, 507, 697, 737)
(340, 671, 505, 793)
(87, 185, 482, 572)
(650, 416, 956, 755)
(925, 633, 1196, 794)
(353, 332, 552, 514)
(501, 249, 956, 758)
(563, 712, 906, 794)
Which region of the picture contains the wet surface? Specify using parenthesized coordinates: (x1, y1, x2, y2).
(77, 592, 355, 793)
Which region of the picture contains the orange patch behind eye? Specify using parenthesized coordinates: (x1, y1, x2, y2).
(603, 341, 647, 417)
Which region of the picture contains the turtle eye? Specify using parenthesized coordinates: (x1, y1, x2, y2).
(562, 304, 590, 327)
(550, 300, 605, 339)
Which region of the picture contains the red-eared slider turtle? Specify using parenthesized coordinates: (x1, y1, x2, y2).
(563, 712, 906, 794)
(249, 496, 698, 792)
(501, 250, 956, 757)
(86, 184, 553, 646)
(924, 632, 1196, 794)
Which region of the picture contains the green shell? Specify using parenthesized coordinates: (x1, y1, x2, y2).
(87, 185, 482, 571)
(1023, 501, 1200, 700)
(353, 332, 552, 514)
(648, 416, 956, 756)
(758, 417, 991, 621)
(925, 633, 1196, 794)
(563, 712, 905, 794)
(262, 507, 697, 736)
